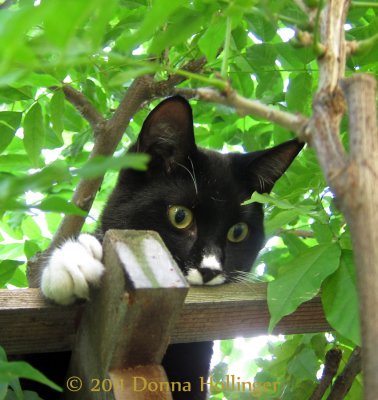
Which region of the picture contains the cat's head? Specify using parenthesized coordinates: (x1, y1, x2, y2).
(101, 96, 303, 285)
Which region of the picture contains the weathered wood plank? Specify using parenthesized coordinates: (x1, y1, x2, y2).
(0, 284, 330, 355)
(66, 230, 189, 400)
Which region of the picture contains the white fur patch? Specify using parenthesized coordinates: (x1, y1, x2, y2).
(41, 234, 104, 305)
(185, 266, 226, 286)
(200, 254, 222, 271)
(186, 268, 204, 285)
(204, 274, 225, 286)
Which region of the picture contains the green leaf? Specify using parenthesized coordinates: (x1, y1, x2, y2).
(268, 243, 341, 331)
(24, 241, 41, 260)
(0, 348, 7, 362)
(248, 192, 295, 210)
(8, 377, 23, 400)
(23, 103, 45, 167)
(0, 361, 61, 392)
(78, 153, 150, 179)
(22, 217, 42, 240)
(0, 86, 33, 103)
(312, 221, 334, 244)
(0, 161, 70, 205)
(265, 210, 299, 235)
(281, 233, 308, 257)
(0, 260, 23, 287)
(247, 44, 278, 71)
(220, 340, 234, 357)
(37, 197, 86, 216)
(43, 1, 95, 48)
(16, 72, 61, 88)
(108, 65, 158, 87)
(198, 17, 227, 61)
(286, 72, 312, 114)
(0, 154, 31, 172)
(149, 9, 204, 55)
(50, 90, 65, 137)
(0, 112, 22, 154)
(0, 382, 7, 400)
(287, 347, 318, 381)
(211, 362, 228, 383)
(124, 0, 183, 51)
(7, 267, 28, 289)
(247, 13, 276, 42)
(322, 250, 361, 345)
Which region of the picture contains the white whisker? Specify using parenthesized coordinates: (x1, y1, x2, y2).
(176, 157, 198, 195)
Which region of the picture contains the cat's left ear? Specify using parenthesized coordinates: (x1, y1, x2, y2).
(237, 139, 304, 193)
(136, 96, 196, 173)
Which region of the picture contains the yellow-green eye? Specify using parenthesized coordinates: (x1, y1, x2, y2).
(227, 222, 249, 243)
(168, 206, 193, 229)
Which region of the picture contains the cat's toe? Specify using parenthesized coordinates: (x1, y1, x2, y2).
(77, 233, 103, 261)
(40, 236, 105, 305)
(41, 261, 78, 305)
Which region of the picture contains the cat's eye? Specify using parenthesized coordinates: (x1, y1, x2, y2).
(227, 222, 249, 243)
(168, 206, 193, 230)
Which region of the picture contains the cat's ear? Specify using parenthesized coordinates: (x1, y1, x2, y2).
(238, 139, 303, 193)
(136, 96, 196, 173)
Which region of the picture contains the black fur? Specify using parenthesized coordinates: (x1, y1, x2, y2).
(99, 96, 302, 399)
(26, 96, 302, 399)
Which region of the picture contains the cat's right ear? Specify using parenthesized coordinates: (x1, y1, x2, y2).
(135, 96, 196, 173)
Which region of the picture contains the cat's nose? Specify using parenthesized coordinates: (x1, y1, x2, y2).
(199, 268, 221, 283)
(198, 268, 225, 285)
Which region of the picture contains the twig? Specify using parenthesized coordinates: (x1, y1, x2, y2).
(221, 16, 232, 78)
(327, 347, 362, 400)
(60, 85, 104, 130)
(176, 86, 308, 138)
(277, 228, 314, 238)
(309, 348, 342, 400)
(349, 32, 378, 56)
(351, 1, 378, 8)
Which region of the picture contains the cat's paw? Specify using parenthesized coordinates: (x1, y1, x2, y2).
(41, 234, 105, 305)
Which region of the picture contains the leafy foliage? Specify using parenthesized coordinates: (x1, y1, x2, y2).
(0, 0, 376, 398)
(0, 346, 61, 399)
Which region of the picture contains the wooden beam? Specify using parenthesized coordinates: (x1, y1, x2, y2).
(0, 284, 330, 355)
(66, 230, 189, 400)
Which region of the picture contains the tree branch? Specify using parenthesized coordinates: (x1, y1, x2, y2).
(338, 73, 378, 399)
(305, 0, 350, 197)
(327, 347, 362, 400)
(310, 348, 342, 400)
(175, 87, 308, 138)
(277, 228, 315, 238)
(60, 85, 104, 130)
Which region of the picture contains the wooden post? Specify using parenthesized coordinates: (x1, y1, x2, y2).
(65, 230, 189, 400)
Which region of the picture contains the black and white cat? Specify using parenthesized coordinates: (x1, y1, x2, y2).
(41, 96, 302, 399)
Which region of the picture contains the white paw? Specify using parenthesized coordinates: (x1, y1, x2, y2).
(41, 234, 105, 305)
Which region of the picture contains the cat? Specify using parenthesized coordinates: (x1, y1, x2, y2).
(40, 96, 303, 399)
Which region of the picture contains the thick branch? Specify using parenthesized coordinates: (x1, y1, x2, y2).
(310, 348, 342, 400)
(327, 347, 362, 400)
(339, 74, 378, 400)
(341, 74, 377, 165)
(176, 87, 308, 137)
(306, 0, 350, 197)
